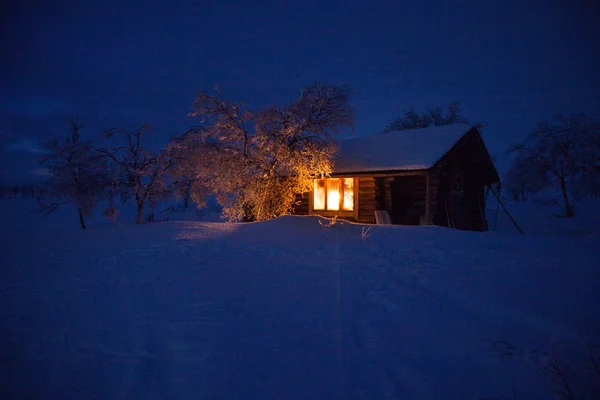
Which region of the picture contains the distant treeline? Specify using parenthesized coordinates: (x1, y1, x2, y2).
(0, 184, 45, 199)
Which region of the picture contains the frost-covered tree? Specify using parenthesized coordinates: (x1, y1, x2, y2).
(96, 124, 173, 224)
(577, 121, 600, 199)
(165, 133, 207, 209)
(384, 100, 471, 132)
(504, 151, 548, 202)
(100, 165, 126, 222)
(172, 83, 355, 222)
(169, 174, 206, 209)
(38, 118, 107, 229)
(506, 114, 600, 216)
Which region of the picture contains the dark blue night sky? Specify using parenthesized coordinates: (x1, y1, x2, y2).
(1, 0, 599, 184)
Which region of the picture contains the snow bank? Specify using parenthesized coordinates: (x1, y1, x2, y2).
(1, 200, 599, 399)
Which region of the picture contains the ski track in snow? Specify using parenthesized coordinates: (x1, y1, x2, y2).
(1, 205, 600, 399)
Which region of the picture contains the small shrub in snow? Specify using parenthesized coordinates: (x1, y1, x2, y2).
(489, 334, 600, 400)
(102, 205, 119, 222)
(361, 226, 372, 241)
(318, 215, 338, 228)
(531, 343, 578, 400)
(144, 211, 155, 223)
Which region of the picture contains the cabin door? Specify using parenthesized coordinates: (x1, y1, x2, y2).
(390, 177, 422, 225)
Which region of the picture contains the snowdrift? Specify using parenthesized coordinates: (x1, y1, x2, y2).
(1, 200, 599, 399)
(490, 198, 600, 237)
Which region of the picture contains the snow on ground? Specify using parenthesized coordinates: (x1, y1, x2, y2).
(489, 197, 600, 237)
(1, 199, 599, 399)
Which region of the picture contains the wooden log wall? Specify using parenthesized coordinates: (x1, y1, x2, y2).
(432, 131, 492, 231)
(357, 177, 377, 224)
(429, 171, 440, 223)
(291, 174, 446, 226)
(291, 193, 309, 215)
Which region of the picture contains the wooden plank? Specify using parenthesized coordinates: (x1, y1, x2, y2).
(360, 204, 377, 210)
(359, 201, 377, 206)
(359, 199, 377, 205)
(359, 199, 376, 204)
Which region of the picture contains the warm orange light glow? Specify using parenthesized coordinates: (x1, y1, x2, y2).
(326, 179, 340, 210)
(342, 178, 354, 211)
(313, 179, 325, 210)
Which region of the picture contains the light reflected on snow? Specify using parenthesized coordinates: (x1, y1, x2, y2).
(175, 222, 240, 241)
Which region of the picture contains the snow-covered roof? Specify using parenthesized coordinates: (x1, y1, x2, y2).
(333, 123, 475, 173)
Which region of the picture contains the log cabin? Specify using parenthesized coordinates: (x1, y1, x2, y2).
(292, 124, 500, 231)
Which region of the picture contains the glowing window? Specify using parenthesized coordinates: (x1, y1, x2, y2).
(342, 178, 354, 211)
(313, 179, 326, 210)
(313, 178, 354, 212)
(326, 179, 340, 210)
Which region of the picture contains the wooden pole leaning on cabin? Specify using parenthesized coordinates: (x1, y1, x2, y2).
(489, 186, 524, 235)
(425, 171, 432, 225)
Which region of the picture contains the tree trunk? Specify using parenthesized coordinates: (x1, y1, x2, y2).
(78, 208, 87, 230)
(136, 200, 144, 224)
(559, 176, 574, 217)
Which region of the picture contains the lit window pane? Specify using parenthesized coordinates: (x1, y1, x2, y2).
(326, 179, 340, 211)
(342, 178, 354, 211)
(313, 179, 325, 210)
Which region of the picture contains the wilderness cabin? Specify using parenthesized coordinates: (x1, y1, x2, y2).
(293, 124, 500, 231)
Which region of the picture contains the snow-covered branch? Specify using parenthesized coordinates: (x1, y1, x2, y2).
(173, 83, 355, 222)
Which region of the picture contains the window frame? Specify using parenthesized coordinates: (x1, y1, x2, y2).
(309, 177, 358, 219)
